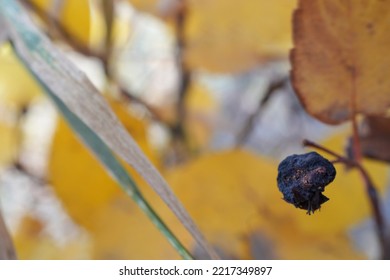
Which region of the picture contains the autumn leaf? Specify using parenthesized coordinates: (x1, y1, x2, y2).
(13, 216, 91, 260)
(29, 0, 91, 46)
(165, 147, 368, 259)
(185, 82, 217, 150)
(185, 0, 296, 72)
(291, 0, 390, 124)
(0, 121, 19, 168)
(49, 98, 158, 229)
(0, 44, 42, 108)
(49, 98, 185, 259)
(0, 43, 42, 169)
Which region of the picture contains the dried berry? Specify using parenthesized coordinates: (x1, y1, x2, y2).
(277, 152, 336, 214)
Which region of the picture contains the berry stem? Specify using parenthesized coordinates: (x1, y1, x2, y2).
(303, 139, 387, 259)
(351, 114, 362, 163)
(303, 140, 346, 161)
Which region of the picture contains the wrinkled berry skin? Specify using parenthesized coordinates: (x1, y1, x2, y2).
(277, 152, 336, 214)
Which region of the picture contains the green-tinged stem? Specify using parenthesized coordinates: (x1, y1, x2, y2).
(134, 193, 193, 259)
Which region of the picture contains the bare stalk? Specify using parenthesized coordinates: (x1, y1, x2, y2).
(235, 76, 288, 146)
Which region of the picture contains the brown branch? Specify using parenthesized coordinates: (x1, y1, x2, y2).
(303, 139, 387, 259)
(0, 208, 17, 260)
(118, 86, 167, 123)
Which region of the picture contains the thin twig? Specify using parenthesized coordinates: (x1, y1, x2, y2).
(173, 2, 190, 141)
(303, 139, 386, 259)
(118, 86, 166, 123)
(13, 161, 47, 186)
(235, 76, 289, 146)
(303, 139, 347, 161)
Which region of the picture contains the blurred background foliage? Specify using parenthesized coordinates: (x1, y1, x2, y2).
(0, 0, 389, 259)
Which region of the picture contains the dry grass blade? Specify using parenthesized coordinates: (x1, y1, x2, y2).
(0, 0, 217, 259)
(0, 208, 17, 260)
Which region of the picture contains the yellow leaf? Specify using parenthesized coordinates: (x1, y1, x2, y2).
(291, 0, 390, 124)
(165, 150, 278, 258)
(13, 216, 91, 260)
(185, 82, 217, 150)
(49, 98, 179, 259)
(0, 44, 28, 168)
(164, 148, 365, 259)
(89, 195, 182, 259)
(0, 121, 19, 168)
(31, 0, 91, 46)
(185, 0, 296, 72)
(0, 44, 42, 108)
(49, 99, 156, 228)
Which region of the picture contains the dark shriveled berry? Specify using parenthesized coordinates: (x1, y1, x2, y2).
(277, 152, 336, 215)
